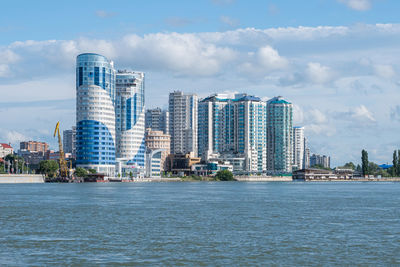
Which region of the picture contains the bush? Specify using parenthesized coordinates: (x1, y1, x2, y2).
(215, 170, 235, 181)
(75, 167, 88, 178)
(39, 160, 59, 178)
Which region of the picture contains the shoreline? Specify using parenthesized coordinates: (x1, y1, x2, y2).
(1, 174, 400, 183)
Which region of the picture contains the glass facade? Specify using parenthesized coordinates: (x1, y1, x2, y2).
(267, 97, 293, 172)
(115, 71, 146, 170)
(76, 53, 116, 175)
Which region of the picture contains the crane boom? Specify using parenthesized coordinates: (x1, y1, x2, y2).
(54, 121, 69, 178)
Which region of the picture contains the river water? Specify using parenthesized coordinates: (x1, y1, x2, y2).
(0, 182, 399, 266)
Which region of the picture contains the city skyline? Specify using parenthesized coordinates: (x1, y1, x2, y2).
(1, 0, 400, 167)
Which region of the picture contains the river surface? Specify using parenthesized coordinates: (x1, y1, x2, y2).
(0, 182, 399, 266)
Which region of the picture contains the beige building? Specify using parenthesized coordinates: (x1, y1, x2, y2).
(20, 141, 49, 153)
(145, 128, 170, 172)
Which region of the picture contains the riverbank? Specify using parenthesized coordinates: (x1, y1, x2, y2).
(0, 174, 44, 183)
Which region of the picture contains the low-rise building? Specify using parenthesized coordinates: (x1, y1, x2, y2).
(293, 168, 353, 180)
(145, 128, 170, 173)
(0, 143, 13, 158)
(192, 161, 233, 176)
(166, 152, 201, 176)
(145, 148, 163, 177)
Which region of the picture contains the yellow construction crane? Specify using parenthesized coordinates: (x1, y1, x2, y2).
(54, 121, 69, 178)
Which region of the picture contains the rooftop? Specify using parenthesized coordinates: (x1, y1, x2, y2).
(268, 96, 291, 105)
(0, 143, 12, 149)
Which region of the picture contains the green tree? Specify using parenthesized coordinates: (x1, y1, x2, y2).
(39, 160, 59, 178)
(215, 170, 235, 181)
(88, 168, 97, 174)
(356, 164, 362, 172)
(368, 162, 379, 176)
(343, 162, 355, 170)
(75, 167, 88, 178)
(361, 149, 369, 176)
(392, 150, 398, 176)
(397, 150, 400, 176)
(312, 164, 331, 170)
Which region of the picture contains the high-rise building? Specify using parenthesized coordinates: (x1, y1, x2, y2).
(267, 96, 293, 173)
(198, 94, 232, 160)
(310, 154, 330, 169)
(63, 126, 76, 157)
(145, 108, 169, 134)
(304, 142, 310, 169)
(20, 141, 49, 153)
(169, 91, 198, 156)
(198, 93, 267, 172)
(76, 53, 116, 176)
(115, 70, 146, 174)
(292, 126, 304, 170)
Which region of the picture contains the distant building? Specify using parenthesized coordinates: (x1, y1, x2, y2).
(145, 128, 170, 173)
(20, 141, 49, 153)
(304, 146, 310, 169)
(145, 108, 169, 134)
(292, 126, 304, 171)
(169, 91, 198, 156)
(310, 154, 331, 169)
(63, 126, 76, 157)
(293, 168, 353, 180)
(0, 143, 13, 158)
(115, 70, 146, 177)
(198, 93, 267, 172)
(18, 150, 45, 167)
(267, 96, 293, 173)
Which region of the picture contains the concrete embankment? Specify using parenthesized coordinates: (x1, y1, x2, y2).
(0, 174, 45, 183)
(235, 176, 293, 182)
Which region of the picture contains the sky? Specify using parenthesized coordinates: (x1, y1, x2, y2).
(1, 0, 400, 167)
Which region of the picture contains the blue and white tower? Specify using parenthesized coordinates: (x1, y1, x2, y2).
(76, 53, 116, 176)
(115, 70, 146, 177)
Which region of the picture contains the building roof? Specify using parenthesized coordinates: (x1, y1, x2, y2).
(0, 143, 12, 149)
(236, 95, 261, 102)
(267, 96, 291, 104)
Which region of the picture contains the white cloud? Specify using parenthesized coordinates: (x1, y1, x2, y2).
(220, 16, 239, 28)
(306, 62, 333, 84)
(238, 45, 287, 76)
(374, 64, 395, 79)
(308, 109, 327, 124)
(338, 0, 371, 11)
(348, 105, 376, 122)
(0, 130, 30, 146)
(391, 105, 400, 121)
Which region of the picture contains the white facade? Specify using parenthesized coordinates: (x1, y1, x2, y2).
(0, 144, 13, 158)
(115, 71, 146, 177)
(76, 53, 116, 176)
(198, 94, 267, 172)
(169, 91, 198, 156)
(292, 126, 305, 170)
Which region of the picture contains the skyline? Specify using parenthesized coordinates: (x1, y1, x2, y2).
(1, 0, 400, 167)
